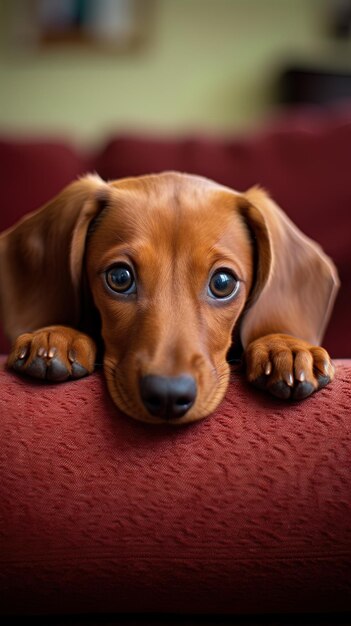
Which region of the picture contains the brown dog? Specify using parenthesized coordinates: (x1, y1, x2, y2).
(0, 173, 339, 423)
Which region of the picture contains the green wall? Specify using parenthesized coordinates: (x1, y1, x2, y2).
(0, 0, 349, 145)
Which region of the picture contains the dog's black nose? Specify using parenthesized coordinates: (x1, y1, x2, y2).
(140, 374, 197, 420)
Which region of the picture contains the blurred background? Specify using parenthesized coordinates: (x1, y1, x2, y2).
(1, 0, 351, 144)
(0, 0, 350, 357)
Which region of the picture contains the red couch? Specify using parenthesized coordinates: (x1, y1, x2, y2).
(1, 107, 350, 622)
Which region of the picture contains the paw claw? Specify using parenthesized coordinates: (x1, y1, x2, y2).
(68, 349, 76, 363)
(48, 347, 57, 359)
(19, 347, 28, 360)
(264, 361, 272, 376)
(284, 372, 294, 387)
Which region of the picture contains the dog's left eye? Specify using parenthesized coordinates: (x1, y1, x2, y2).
(105, 264, 136, 295)
(208, 270, 239, 300)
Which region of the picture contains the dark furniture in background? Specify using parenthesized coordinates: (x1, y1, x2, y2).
(279, 66, 351, 107)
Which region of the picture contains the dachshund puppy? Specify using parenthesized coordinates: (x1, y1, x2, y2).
(0, 173, 339, 424)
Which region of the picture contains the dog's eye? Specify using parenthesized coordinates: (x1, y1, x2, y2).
(105, 264, 136, 294)
(208, 270, 239, 299)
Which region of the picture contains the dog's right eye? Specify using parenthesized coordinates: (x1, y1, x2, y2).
(208, 269, 239, 300)
(105, 264, 136, 295)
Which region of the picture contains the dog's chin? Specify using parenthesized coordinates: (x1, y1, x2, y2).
(103, 357, 230, 425)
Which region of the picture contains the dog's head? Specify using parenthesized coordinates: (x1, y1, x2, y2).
(85, 173, 259, 423)
(0, 172, 337, 423)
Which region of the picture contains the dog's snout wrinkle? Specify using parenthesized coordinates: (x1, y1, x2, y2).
(140, 374, 197, 420)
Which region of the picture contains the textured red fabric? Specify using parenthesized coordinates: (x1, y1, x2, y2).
(1, 360, 350, 616)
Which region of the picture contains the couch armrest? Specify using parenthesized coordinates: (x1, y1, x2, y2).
(1, 361, 350, 616)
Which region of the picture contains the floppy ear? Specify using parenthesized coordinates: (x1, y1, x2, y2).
(0, 174, 109, 343)
(239, 187, 340, 348)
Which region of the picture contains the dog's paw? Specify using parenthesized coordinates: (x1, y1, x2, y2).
(245, 333, 334, 400)
(7, 326, 96, 382)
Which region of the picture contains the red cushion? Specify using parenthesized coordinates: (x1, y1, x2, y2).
(1, 360, 350, 616)
(0, 139, 88, 232)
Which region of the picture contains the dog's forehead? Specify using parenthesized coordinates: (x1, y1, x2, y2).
(88, 173, 253, 290)
(109, 171, 227, 194)
(103, 172, 243, 240)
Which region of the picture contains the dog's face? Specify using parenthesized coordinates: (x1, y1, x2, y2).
(86, 174, 254, 424)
